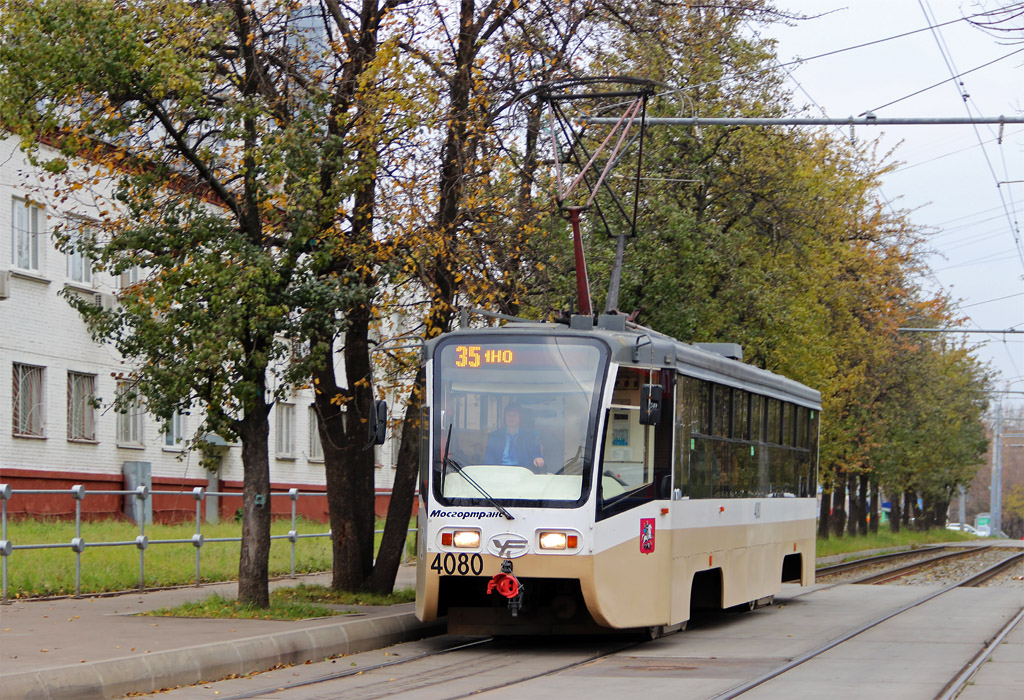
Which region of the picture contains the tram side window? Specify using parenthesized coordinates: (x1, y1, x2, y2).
(713, 440, 733, 497)
(809, 409, 820, 477)
(697, 380, 711, 435)
(766, 399, 781, 445)
(785, 403, 797, 447)
(750, 394, 763, 443)
(688, 437, 712, 498)
(732, 389, 749, 440)
(678, 375, 818, 500)
(796, 406, 809, 449)
(780, 402, 789, 446)
(734, 441, 758, 496)
(712, 384, 730, 437)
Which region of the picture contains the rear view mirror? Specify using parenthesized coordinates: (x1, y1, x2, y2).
(639, 384, 662, 425)
(370, 399, 388, 445)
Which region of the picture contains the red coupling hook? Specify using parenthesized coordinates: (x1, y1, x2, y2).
(486, 572, 520, 598)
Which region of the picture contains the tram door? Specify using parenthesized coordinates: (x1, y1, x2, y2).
(603, 370, 652, 488)
(600, 368, 673, 503)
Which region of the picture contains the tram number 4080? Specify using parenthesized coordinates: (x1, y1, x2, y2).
(430, 552, 484, 576)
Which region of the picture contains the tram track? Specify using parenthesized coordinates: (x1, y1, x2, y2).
(814, 544, 994, 583)
(814, 544, 1024, 587)
(197, 637, 498, 700)
(853, 545, 996, 585)
(937, 605, 1024, 700)
(156, 547, 1023, 700)
(814, 545, 949, 578)
(710, 555, 1024, 700)
(190, 634, 643, 700)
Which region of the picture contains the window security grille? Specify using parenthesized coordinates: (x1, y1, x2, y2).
(13, 363, 45, 436)
(67, 372, 96, 441)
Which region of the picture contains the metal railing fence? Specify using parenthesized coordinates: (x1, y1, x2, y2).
(0, 484, 408, 603)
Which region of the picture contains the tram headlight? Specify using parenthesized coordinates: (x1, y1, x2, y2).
(539, 531, 578, 550)
(451, 530, 481, 548)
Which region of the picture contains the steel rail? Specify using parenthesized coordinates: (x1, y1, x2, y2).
(441, 640, 641, 700)
(710, 555, 1024, 700)
(958, 550, 1024, 587)
(815, 546, 947, 577)
(207, 632, 642, 700)
(937, 605, 1024, 700)
(854, 545, 994, 585)
(208, 637, 497, 700)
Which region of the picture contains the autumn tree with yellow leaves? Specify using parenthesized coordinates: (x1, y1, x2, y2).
(527, 0, 992, 537)
(0, 0, 420, 603)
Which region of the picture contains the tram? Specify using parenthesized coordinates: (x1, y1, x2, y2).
(414, 313, 820, 636)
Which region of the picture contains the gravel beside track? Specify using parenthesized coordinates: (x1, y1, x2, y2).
(974, 555, 1024, 588)
(879, 547, 1020, 586)
(815, 548, 949, 584)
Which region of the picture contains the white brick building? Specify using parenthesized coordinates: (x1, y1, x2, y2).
(0, 133, 402, 521)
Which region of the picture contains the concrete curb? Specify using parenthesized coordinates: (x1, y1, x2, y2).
(1, 611, 446, 700)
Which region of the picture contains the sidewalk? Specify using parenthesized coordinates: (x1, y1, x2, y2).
(0, 565, 443, 700)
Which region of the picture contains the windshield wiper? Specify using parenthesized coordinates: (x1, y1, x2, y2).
(442, 424, 514, 520)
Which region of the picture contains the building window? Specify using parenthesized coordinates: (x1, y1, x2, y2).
(308, 405, 323, 461)
(116, 381, 143, 446)
(164, 411, 184, 448)
(66, 220, 95, 285)
(120, 265, 141, 290)
(67, 372, 96, 441)
(13, 363, 45, 437)
(12, 199, 43, 272)
(276, 403, 295, 457)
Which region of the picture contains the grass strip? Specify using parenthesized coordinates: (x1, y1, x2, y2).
(144, 592, 349, 621)
(816, 527, 984, 560)
(144, 584, 415, 620)
(274, 583, 416, 606)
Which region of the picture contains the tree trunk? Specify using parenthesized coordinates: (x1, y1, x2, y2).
(846, 473, 858, 537)
(313, 0, 386, 590)
(831, 473, 847, 538)
(818, 484, 832, 539)
(857, 473, 869, 536)
(366, 368, 425, 593)
(236, 390, 272, 607)
(930, 499, 949, 530)
(904, 490, 916, 529)
(340, 309, 378, 590)
(889, 491, 902, 534)
(869, 479, 879, 534)
(314, 307, 377, 592)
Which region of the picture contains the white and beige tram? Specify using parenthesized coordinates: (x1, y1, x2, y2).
(415, 314, 819, 636)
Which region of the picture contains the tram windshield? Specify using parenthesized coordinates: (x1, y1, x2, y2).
(431, 335, 608, 507)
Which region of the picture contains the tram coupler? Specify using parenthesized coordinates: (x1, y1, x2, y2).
(487, 559, 525, 616)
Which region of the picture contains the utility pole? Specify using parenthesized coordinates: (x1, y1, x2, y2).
(991, 399, 1003, 534)
(958, 485, 966, 531)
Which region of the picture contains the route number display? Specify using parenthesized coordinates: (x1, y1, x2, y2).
(454, 345, 514, 368)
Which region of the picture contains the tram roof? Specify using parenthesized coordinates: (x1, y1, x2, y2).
(427, 318, 821, 410)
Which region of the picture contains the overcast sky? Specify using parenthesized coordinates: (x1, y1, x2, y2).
(760, 1, 1024, 409)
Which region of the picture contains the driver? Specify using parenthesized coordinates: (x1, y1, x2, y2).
(484, 403, 545, 472)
